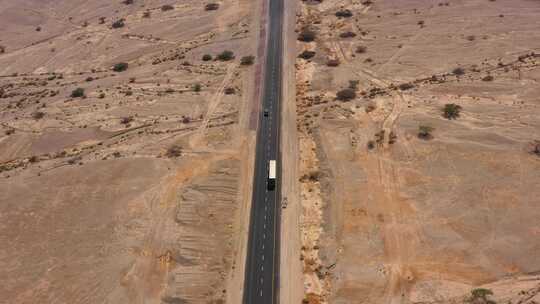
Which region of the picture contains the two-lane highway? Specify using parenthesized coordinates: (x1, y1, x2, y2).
(243, 0, 284, 302)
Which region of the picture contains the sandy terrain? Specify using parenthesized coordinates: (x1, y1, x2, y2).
(0, 0, 260, 303)
(294, 0, 540, 303)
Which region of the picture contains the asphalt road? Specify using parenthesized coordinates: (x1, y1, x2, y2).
(242, 0, 284, 302)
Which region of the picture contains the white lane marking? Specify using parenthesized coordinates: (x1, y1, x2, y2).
(260, 289, 263, 297)
(262, 255, 265, 261)
(263, 233, 266, 239)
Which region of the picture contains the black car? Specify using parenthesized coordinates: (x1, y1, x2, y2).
(263, 109, 269, 117)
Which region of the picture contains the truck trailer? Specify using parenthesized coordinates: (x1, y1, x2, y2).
(267, 160, 276, 190)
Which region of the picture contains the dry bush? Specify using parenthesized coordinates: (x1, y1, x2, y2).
(452, 67, 465, 76)
(32, 111, 45, 120)
(335, 9, 353, 18)
(336, 88, 356, 101)
(326, 59, 340, 67)
(398, 83, 415, 91)
(224, 87, 235, 95)
(202, 54, 212, 61)
(205, 3, 220, 11)
(120, 116, 133, 124)
(240, 55, 255, 65)
(298, 28, 316, 42)
(339, 31, 356, 38)
(166, 145, 182, 158)
(161, 4, 174, 11)
(111, 19, 125, 29)
(482, 75, 494, 81)
(298, 50, 316, 59)
(355, 45, 367, 53)
(418, 125, 434, 140)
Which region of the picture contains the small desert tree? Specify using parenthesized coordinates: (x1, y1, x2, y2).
(469, 288, 494, 304)
(335, 9, 353, 18)
(217, 50, 235, 61)
(202, 54, 212, 61)
(193, 83, 201, 92)
(442, 103, 462, 119)
(113, 62, 129, 72)
(71, 87, 85, 98)
(166, 145, 182, 158)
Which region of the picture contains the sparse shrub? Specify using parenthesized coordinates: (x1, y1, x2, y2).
(224, 87, 235, 95)
(5, 129, 14, 135)
(36, 26, 42, 32)
(335, 9, 353, 18)
(389, 131, 397, 144)
(532, 141, 540, 156)
(298, 28, 316, 42)
(85, 76, 94, 82)
(336, 88, 356, 101)
(327, 59, 340, 67)
(466, 35, 476, 41)
(182, 116, 191, 124)
(339, 31, 356, 38)
(482, 75, 494, 81)
(0, 45, 5, 54)
(113, 62, 129, 72)
(417, 20, 425, 27)
(398, 83, 415, 91)
(32, 111, 45, 120)
(161, 4, 174, 11)
(418, 125, 434, 140)
(241, 55, 255, 65)
(143, 11, 151, 18)
(28, 156, 39, 163)
(193, 83, 202, 92)
(217, 50, 235, 61)
(124, 90, 133, 96)
(202, 54, 212, 61)
(355, 45, 367, 54)
(129, 77, 136, 83)
(367, 140, 375, 150)
(111, 19, 125, 29)
(452, 67, 465, 76)
(298, 50, 316, 59)
(349, 80, 359, 89)
(71, 87, 85, 98)
(442, 103, 462, 119)
(99, 17, 106, 24)
(166, 145, 182, 158)
(205, 3, 220, 11)
(122, 0, 134, 4)
(98, 92, 105, 99)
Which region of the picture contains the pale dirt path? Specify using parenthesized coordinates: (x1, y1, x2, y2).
(279, 0, 304, 302)
(189, 63, 238, 149)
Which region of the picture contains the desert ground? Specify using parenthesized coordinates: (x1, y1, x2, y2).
(0, 0, 260, 303)
(294, 0, 540, 303)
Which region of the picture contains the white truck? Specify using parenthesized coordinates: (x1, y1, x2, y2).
(267, 160, 276, 190)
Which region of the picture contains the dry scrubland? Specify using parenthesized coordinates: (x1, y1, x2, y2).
(295, 0, 540, 303)
(0, 0, 257, 303)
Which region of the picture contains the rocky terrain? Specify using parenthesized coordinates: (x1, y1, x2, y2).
(0, 0, 259, 303)
(294, 0, 540, 303)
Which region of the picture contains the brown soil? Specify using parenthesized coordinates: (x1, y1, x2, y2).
(295, 0, 540, 303)
(0, 0, 259, 303)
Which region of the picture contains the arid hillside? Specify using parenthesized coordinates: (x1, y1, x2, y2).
(294, 0, 540, 303)
(0, 0, 259, 303)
